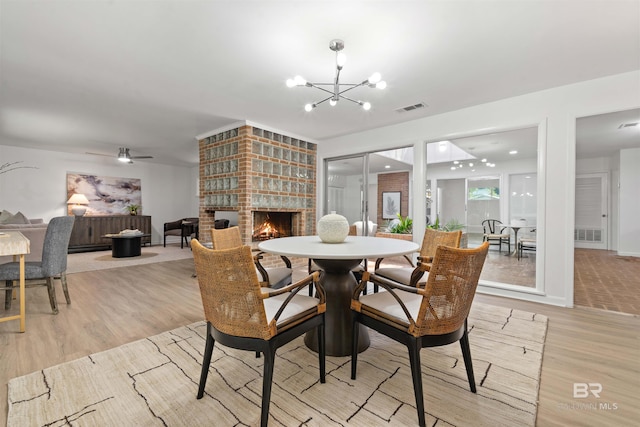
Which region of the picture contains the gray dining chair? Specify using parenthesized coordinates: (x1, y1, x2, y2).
(1, 216, 75, 314)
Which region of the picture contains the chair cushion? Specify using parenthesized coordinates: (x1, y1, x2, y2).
(485, 233, 509, 239)
(359, 288, 422, 325)
(0, 261, 45, 281)
(263, 293, 320, 325)
(164, 229, 183, 236)
(375, 267, 428, 287)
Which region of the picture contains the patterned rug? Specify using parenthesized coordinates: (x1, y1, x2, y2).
(7, 302, 547, 426)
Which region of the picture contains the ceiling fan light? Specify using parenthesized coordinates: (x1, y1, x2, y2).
(336, 52, 347, 68)
(362, 102, 371, 111)
(329, 98, 337, 106)
(304, 103, 314, 112)
(286, 78, 296, 88)
(375, 80, 387, 90)
(294, 75, 306, 86)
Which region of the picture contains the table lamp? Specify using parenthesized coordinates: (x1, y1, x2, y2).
(67, 193, 89, 216)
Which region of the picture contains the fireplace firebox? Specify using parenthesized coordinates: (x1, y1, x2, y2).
(252, 212, 293, 241)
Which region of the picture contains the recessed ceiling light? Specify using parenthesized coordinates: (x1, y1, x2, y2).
(509, 150, 518, 155)
(453, 160, 459, 164)
(384, 165, 391, 169)
(481, 158, 487, 162)
(450, 166, 456, 170)
(468, 162, 474, 167)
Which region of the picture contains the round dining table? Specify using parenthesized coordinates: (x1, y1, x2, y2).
(258, 235, 419, 356)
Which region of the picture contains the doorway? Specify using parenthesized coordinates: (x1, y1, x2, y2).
(574, 108, 640, 315)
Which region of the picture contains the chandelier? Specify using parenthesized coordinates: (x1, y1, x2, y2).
(286, 39, 386, 112)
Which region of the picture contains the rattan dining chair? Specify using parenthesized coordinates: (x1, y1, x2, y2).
(351, 242, 489, 427)
(0, 216, 75, 314)
(211, 226, 292, 289)
(374, 228, 462, 289)
(191, 240, 326, 427)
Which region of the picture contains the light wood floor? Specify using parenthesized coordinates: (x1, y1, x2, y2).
(1, 258, 638, 426)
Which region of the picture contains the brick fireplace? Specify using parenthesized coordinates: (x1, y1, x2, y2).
(197, 124, 317, 267)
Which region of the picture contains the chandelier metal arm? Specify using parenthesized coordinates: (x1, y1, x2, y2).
(288, 39, 384, 111)
(337, 93, 364, 106)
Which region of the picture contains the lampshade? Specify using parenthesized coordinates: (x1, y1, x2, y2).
(67, 193, 89, 205)
(67, 193, 89, 216)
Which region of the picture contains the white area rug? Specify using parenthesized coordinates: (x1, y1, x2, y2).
(66, 244, 194, 274)
(7, 302, 547, 426)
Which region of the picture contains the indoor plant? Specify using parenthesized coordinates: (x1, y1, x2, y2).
(126, 204, 140, 216)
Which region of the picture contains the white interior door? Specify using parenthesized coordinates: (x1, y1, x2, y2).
(575, 173, 608, 249)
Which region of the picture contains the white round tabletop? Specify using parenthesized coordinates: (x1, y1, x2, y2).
(258, 235, 419, 260)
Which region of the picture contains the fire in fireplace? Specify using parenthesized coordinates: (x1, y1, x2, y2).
(251, 211, 292, 242)
(252, 212, 293, 241)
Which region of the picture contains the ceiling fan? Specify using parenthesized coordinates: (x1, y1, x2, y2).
(86, 147, 153, 163)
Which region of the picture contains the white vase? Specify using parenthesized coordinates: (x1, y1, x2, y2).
(317, 211, 349, 243)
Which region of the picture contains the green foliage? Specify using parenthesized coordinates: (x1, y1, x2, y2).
(126, 204, 140, 214)
(389, 213, 413, 234)
(427, 216, 465, 231)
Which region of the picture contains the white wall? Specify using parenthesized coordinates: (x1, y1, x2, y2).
(618, 147, 640, 256)
(0, 145, 198, 245)
(317, 71, 640, 307)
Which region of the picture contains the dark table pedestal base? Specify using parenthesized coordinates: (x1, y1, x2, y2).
(304, 258, 370, 357)
(110, 236, 143, 258)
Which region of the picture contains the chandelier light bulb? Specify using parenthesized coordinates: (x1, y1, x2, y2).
(288, 39, 385, 111)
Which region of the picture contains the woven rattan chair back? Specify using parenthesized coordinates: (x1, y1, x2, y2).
(418, 228, 462, 259)
(192, 239, 274, 340)
(412, 242, 489, 337)
(210, 226, 243, 250)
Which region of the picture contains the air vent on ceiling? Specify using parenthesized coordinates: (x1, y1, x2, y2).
(618, 122, 639, 129)
(395, 102, 427, 113)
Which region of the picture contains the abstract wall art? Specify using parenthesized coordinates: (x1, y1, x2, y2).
(66, 173, 141, 215)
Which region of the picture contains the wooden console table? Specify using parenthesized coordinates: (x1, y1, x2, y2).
(69, 215, 151, 252)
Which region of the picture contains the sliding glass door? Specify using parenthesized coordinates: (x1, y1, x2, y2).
(325, 155, 369, 232)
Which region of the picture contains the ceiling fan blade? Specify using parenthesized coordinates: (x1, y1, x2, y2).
(85, 151, 113, 157)
(130, 155, 153, 159)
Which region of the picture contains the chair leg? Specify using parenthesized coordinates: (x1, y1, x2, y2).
(163, 235, 166, 247)
(407, 338, 426, 427)
(318, 316, 326, 383)
(197, 325, 216, 399)
(4, 280, 13, 310)
(459, 321, 477, 393)
(350, 315, 360, 380)
(46, 277, 59, 314)
(260, 344, 277, 427)
(60, 272, 71, 304)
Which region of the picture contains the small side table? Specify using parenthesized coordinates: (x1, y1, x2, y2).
(104, 234, 151, 258)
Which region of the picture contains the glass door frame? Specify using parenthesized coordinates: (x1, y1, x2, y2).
(323, 153, 370, 233)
